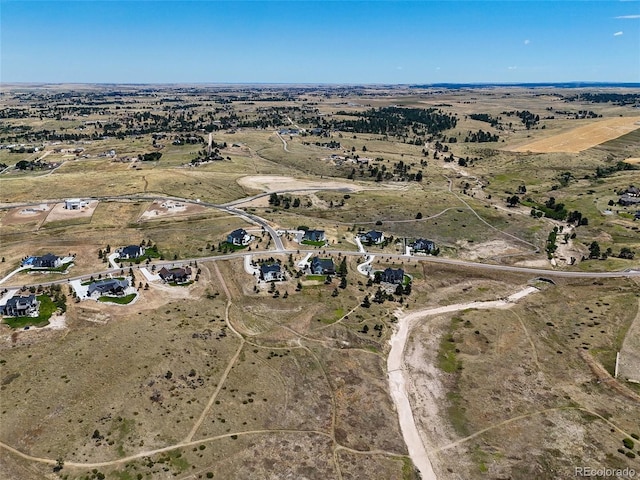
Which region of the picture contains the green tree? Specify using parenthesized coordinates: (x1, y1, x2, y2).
(588, 241, 601, 259)
(361, 295, 371, 308)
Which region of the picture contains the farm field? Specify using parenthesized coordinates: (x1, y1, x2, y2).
(508, 116, 640, 153)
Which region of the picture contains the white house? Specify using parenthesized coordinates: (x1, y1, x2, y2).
(65, 198, 88, 210)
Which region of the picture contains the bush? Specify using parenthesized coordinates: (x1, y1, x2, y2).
(623, 438, 635, 449)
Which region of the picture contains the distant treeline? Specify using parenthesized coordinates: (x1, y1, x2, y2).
(566, 93, 640, 106)
(330, 107, 457, 136)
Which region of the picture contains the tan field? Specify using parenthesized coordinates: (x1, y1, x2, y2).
(508, 116, 640, 153)
(624, 157, 640, 165)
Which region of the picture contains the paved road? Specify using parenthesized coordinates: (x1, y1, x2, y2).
(1, 194, 639, 291)
(2, 248, 639, 291)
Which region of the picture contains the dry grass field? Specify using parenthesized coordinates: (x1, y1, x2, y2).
(1, 85, 640, 480)
(508, 116, 640, 153)
(403, 272, 640, 479)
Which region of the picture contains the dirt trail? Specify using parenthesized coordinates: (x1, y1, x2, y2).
(184, 263, 245, 442)
(388, 286, 538, 480)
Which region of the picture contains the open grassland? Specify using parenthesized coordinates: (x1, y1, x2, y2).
(2, 85, 640, 479)
(507, 117, 640, 153)
(0, 258, 417, 479)
(403, 273, 640, 479)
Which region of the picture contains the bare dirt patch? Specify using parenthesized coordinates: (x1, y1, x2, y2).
(138, 199, 209, 221)
(507, 117, 640, 153)
(1, 204, 51, 226)
(43, 200, 99, 223)
(455, 239, 521, 261)
(623, 157, 640, 165)
(237, 175, 365, 193)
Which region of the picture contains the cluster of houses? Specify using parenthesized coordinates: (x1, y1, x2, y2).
(357, 230, 437, 254)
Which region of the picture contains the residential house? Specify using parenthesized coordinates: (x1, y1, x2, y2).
(158, 266, 192, 283)
(302, 229, 326, 243)
(310, 257, 335, 275)
(1, 295, 39, 317)
(260, 263, 283, 282)
(88, 278, 130, 297)
(360, 230, 385, 245)
(64, 198, 88, 210)
(381, 268, 405, 285)
(625, 186, 640, 197)
(227, 229, 252, 246)
(619, 195, 640, 207)
(118, 245, 145, 259)
(31, 253, 62, 269)
(412, 238, 436, 253)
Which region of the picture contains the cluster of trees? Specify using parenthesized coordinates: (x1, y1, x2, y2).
(502, 110, 540, 129)
(588, 242, 635, 260)
(268, 193, 304, 209)
(567, 92, 640, 106)
(330, 107, 457, 136)
(391, 160, 423, 182)
(468, 113, 500, 127)
(595, 161, 639, 178)
(138, 152, 162, 162)
(464, 129, 499, 143)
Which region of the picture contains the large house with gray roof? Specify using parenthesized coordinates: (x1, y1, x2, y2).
(88, 278, 130, 297)
(1, 295, 39, 317)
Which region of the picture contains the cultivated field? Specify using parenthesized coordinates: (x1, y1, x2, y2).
(508, 116, 640, 153)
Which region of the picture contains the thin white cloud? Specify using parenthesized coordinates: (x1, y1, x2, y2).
(508, 66, 518, 70)
(615, 14, 640, 18)
(614, 31, 624, 35)
(524, 39, 531, 45)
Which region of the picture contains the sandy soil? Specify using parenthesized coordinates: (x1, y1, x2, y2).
(618, 298, 640, 383)
(236, 175, 366, 193)
(1, 205, 50, 226)
(455, 239, 521, 260)
(43, 200, 99, 223)
(624, 157, 640, 165)
(138, 199, 208, 221)
(388, 287, 538, 480)
(507, 117, 640, 153)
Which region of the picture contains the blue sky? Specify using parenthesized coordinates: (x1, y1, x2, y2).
(1, 1, 639, 83)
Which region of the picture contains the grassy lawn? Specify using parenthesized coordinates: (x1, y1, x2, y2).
(2, 295, 56, 328)
(301, 239, 326, 246)
(305, 274, 327, 281)
(117, 246, 161, 265)
(219, 241, 248, 252)
(98, 293, 137, 305)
